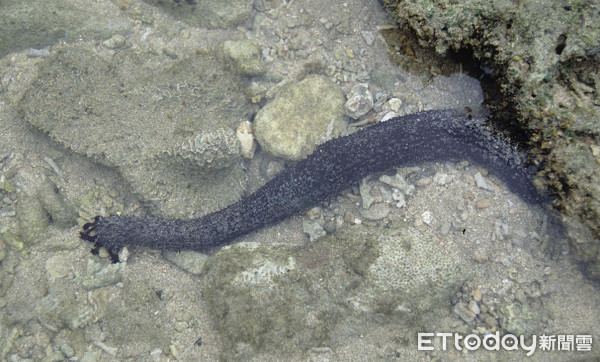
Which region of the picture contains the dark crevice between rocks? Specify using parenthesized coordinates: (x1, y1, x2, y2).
(379, 25, 535, 152)
(449, 48, 534, 148)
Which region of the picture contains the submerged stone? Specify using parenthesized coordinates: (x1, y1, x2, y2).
(143, 0, 253, 29)
(201, 222, 464, 359)
(254, 75, 347, 161)
(19, 45, 252, 218)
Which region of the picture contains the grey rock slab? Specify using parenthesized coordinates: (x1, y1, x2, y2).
(19, 45, 253, 217)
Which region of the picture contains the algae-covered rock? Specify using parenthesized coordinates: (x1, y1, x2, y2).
(201, 223, 464, 359)
(20, 46, 247, 169)
(382, 0, 600, 279)
(19, 45, 253, 218)
(254, 75, 348, 161)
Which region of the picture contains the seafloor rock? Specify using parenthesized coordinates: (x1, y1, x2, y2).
(19, 45, 253, 218)
(382, 0, 600, 278)
(0, 0, 132, 58)
(201, 223, 463, 359)
(254, 75, 348, 161)
(222, 39, 266, 76)
(143, 0, 254, 29)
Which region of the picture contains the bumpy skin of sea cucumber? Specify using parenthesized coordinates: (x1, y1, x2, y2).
(81, 109, 547, 258)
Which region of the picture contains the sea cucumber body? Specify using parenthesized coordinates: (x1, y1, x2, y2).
(87, 110, 542, 254)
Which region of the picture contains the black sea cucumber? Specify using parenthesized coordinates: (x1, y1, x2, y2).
(80, 109, 546, 260)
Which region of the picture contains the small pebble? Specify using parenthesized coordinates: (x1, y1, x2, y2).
(373, 94, 387, 112)
(472, 288, 482, 302)
(474, 172, 494, 191)
(303, 221, 326, 242)
(112, 0, 134, 9)
(118, 247, 130, 262)
(379, 174, 414, 195)
(323, 220, 337, 233)
(361, 31, 375, 45)
(45, 254, 72, 279)
(453, 302, 476, 323)
(476, 199, 491, 209)
(263, 160, 285, 179)
(359, 203, 390, 221)
(473, 251, 488, 263)
(417, 176, 432, 186)
(387, 98, 402, 112)
(103, 34, 127, 49)
(475, 326, 487, 334)
(98, 247, 110, 259)
(413, 217, 423, 227)
(236, 121, 256, 159)
(344, 83, 373, 119)
(359, 178, 374, 209)
(163, 48, 178, 59)
(468, 300, 480, 315)
(380, 111, 398, 122)
(433, 172, 452, 185)
(59, 343, 76, 358)
(439, 221, 451, 235)
(83, 261, 126, 290)
(484, 315, 498, 328)
(421, 211, 432, 225)
(28, 48, 51, 58)
(392, 189, 406, 208)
